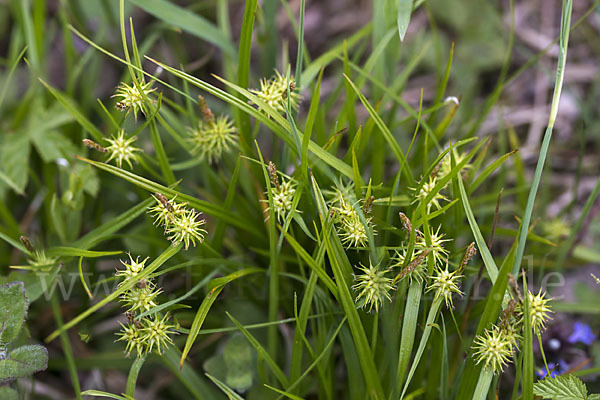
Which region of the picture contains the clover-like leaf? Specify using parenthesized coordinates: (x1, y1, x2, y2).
(0, 344, 48, 381)
(0, 282, 28, 344)
(533, 374, 588, 400)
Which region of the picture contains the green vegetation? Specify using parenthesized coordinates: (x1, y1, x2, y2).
(0, 0, 599, 398)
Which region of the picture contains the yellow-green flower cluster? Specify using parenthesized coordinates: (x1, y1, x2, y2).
(439, 149, 471, 180)
(250, 70, 301, 114)
(426, 262, 463, 309)
(264, 163, 297, 222)
(271, 179, 296, 222)
(148, 194, 207, 250)
(105, 130, 142, 169)
(352, 263, 394, 313)
(415, 226, 450, 266)
(524, 289, 553, 334)
(472, 325, 516, 374)
(112, 80, 156, 120)
(188, 115, 237, 164)
(115, 254, 176, 357)
(391, 248, 427, 284)
(410, 176, 448, 212)
(330, 189, 374, 249)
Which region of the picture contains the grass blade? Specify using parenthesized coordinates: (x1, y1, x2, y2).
(180, 267, 263, 366)
(511, 0, 573, 276)
(397, 0, 413, 41)
(127, 0, 235, 57)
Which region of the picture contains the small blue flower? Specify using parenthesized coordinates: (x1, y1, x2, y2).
(567, 322, 596, 346)
(537, 362, 558, 379)
(536, 361, 568, 379)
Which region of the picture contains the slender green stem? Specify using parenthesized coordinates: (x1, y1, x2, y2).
(537, 333, 550, 376)
(50, 294, 83, 400)
(511, 0, 573, 275)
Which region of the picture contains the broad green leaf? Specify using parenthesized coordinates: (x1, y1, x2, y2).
(223, 334, 255, 391)
(0, 132, 30, 194)
(0, 344, 48, 380)
(0, 386, 19, 400)
(0, 282, 28, 343)
(533, 374, 587, 400)
(0, 268, 60, 303)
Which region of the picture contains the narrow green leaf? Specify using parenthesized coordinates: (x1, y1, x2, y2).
(125, 356, 146, 397)
(456, 171, 499, 283)
(227, 312, 289, 387)
(235, 0, 257, 153)
(180, 268, 263, 367)
(397, 0, 413, 41)
(81, 391, 131, 400)
(205, 373, 245, 400)
(39, 79, 104, 142)
(127, 0, 235, 57)
(400, 296, 443, 399)
(344, 74, 414, 186)
(75, 156, 260, 236)
(45, 247, 122, 258)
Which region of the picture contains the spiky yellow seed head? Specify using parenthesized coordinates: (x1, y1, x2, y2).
(250, 70, 301, 114)
(115, 254, 149, 281)
(147, 195, 187, 228)
(410, 176, 448, 211)
(28, 250, 58, 268)
(140, 314, 176, 355)
(415, 226, 450, 266)
(116, 323, 145, 357)
(541, 218, 571, 242)
(271, 179, 296, 222)
(165, 209, 207, 250)
(439, 149, 471, 179)
(527, 289, 553, 334)
(112, 81, 156, 119)
(105, 130, 142, 169)
(331, 189, 373, 249)
(188, 115, 237, 163)
(352, 263, 394, 313)
(121, 286, 162, 313)
(427, 263, 463, 308)
(391, 248, 427, 284)
(473, 325, 515, 374)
